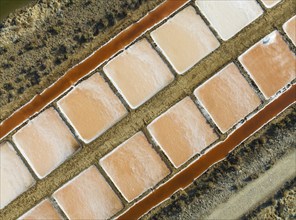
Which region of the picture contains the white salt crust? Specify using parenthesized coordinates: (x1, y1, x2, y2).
(151, 6, 220, 74)
(238, 31, 296, 99)
(0, 142, 34, 209)
(12, 108, 79, 178)
(148, 97, 218, 168)
(19, 199, 62, 220)
(283, 16, 296, 46)
(196, 0, 263, 40)
(194, 63, 261, 133)
(261, 0, 281, 8)
(104, 39, 174, 109)
(100, 132, 170, 202)
(57, 73, 127, 143)
(53, 166, 123, 220)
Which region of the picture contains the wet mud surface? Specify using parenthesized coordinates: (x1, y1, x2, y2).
(144, 105, 296, 219)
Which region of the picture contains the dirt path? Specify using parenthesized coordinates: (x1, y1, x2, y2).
(207, 149, 296, 219)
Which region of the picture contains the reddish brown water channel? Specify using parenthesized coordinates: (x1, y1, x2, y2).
(118, 85, 296, 220)
(0, 0, 189, 139)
